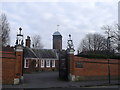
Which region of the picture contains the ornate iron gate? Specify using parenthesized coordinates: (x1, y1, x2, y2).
(59, 50, 68, 80)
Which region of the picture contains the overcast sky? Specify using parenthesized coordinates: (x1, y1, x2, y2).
(1, 0, 119, 53)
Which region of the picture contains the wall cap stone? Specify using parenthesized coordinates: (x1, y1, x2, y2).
(14, 78, 20, 85)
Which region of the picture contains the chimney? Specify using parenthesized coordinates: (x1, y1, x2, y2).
(26, 36, 31, 48)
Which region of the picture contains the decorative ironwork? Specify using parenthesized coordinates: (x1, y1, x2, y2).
(67, 34, 74, 49)
(16, 27, 24, 45)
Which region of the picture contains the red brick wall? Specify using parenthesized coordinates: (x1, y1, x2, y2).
(0, 58, 2, 84)
(1, 46, 24, 84)
(68, 54, 74, 75)
(15, 51, 23, 78)
(0, 51, 16, 84)
(71, 56, 119, 80)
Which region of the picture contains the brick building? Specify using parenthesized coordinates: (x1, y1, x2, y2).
(23, 31, 62, 73)
(23, 47, 59, 72)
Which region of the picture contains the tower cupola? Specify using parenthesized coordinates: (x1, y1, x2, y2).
(53, 25, 62, 50)
(53, 31, 61, 36)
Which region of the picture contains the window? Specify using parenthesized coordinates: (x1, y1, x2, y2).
(41, 60, 44, 68)
(36, 59, 38, 67)
(76, 62, 83, 68)
(46, 60, 50, 67)
(52, 60, 55, 67)
(24, 59, 29, 68)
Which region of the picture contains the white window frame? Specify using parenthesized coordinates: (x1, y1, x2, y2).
(46, 60, 50, 67)
(41, 60, 44, 68)
(52, 60, 55, 67)
(36, 59, 38, 67)
(24, 59, 29, 68)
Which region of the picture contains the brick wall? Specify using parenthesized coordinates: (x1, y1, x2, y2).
(69, 56, 120, 81)
(1, 46, 24, 84)
(0, 50, 16, 84)
(0, 58, 2, 84)
(15, 51, 23, 78)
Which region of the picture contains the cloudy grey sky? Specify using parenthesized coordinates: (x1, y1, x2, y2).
(1, 0, 119, 53)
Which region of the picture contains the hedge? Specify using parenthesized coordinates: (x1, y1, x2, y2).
(76, 54, 120, 59)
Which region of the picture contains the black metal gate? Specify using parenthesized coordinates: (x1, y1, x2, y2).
(59, 50, 68, 80)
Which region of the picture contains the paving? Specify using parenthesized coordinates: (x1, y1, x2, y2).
(2, 71, 120, 89)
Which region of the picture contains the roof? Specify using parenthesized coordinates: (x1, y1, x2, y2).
(24, 47, 58, 59)
(53, 31, 61, 36)
(24, 47, 37, 58)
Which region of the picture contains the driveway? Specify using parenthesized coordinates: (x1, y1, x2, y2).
(2, 71, 120, 88)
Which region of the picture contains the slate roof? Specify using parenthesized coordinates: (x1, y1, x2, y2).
(24, 47, 37, 58)
(24, 47, 58, 59)
(53, 31, 61, 36)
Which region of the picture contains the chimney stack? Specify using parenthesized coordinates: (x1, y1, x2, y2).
(26, 36, 31, 48)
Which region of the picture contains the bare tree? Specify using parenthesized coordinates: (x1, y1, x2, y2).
(101, 25, 114, 52)
(112, 24, 120, 53)
(102, 24, 120, 53)
(78, 33, 107, 53)
(32, 35, 43, 49)
(0, 13, 10, 46)
(101, 25, 112, 37)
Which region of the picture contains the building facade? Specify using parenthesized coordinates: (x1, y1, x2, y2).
(23, 47, 59, 73)
(23, 31, 62, 73)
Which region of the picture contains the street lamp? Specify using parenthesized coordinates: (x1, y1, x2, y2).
(107, 36, 114, 53)
(107, 35, 114, 84)
(108, 59, 111, 84)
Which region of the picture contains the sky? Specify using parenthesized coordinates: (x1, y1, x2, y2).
(1, 0, 119, 54)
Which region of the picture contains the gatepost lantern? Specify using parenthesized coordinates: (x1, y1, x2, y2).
(16, 27, 24, 45)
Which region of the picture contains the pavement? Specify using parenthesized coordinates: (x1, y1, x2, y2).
(2, 71, 120, 89)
